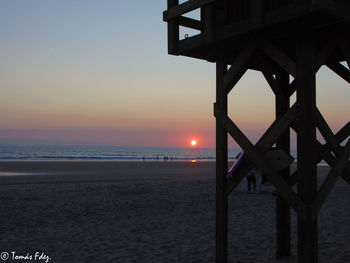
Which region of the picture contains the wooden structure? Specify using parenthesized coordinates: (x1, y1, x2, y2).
(164, 0, 350, 262)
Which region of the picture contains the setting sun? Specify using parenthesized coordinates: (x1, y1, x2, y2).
(190, 140, 197, 146)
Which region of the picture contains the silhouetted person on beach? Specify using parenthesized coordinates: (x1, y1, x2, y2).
(243, 171, 256, 192)
(253, 168, 263, 193)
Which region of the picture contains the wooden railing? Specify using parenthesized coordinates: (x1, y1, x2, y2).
(163, 0, 215, 55)
(164, 0, 350, 55)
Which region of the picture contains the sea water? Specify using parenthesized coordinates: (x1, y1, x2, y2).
(0, 144, 330, 166)
(0, 144, 241, 161)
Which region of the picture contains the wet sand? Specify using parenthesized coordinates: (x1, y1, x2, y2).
(0, 161, 349, 262)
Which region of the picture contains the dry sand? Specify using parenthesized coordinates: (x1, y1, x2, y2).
(0, 161, 349, 263)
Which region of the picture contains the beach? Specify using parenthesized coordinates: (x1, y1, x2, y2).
(0, 161, 349, 262)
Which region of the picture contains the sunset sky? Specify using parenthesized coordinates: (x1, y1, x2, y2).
(0, 1, 349, 148)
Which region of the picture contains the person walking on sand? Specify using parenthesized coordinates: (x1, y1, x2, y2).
(253, 168, 263, 193)
(243, 170, 256, 192)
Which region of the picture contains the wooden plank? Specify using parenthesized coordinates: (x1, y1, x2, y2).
(224, 39, 257, 94)
(215, 57, 228, 263)
(296, 35, 318, 263)
(275, 71, 291, 258)
(327, 62, 350, 84)
(163, 0, 215, 21)
(225, 102, 299, 194)
(214, 104, 307, 218)
(310, 139, 350, 220)
(260, 38, 297, 77)
(178, 16, 202, 30)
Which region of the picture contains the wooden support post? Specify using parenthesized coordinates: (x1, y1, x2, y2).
(250, 0, 263, 24)
(216, 56, 228, 263)
(296, 36, 318, 263)
(167, 0, 179, 55)
(201, 4, 214, 42)
(275, 71, 291, 258)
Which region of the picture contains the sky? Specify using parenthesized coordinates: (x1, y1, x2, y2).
(0, 1, 349, 149)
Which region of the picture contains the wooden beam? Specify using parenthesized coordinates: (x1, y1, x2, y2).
(201, 4, 214, 42)
(310, 140, 350, 220)
(214, 104, 307, 218)
(250, 0, 263, 25)
(291, 121, 350, 185)
(262, 71, 288, 103)
(216, 19, 258, 43)
(340, 41, 350, 68)
(287, 79, 296, 97)
(318, 140, 350, 185)
(316, 114, 350, 185)
(327, 2, 350, 24)
(163, 0, 215, 21)
(334, 122, 350, 144)
(167, 0, 179, 55)
(296, 36, 318, 263)
(177, 34, 206, 53)
(224, 39, 257, 94)
(326, 62, 350, 84)
(286, 170, 298, 187)
(313, 40, 338, 74)
(275, 72, 291, 258)
(178, 16, 202, 30)
(215, 57, 228, 263)
(316, 108, 343, 156)
(262, 72, 278, 96)
(224, 103, 299, 194)
(259, 38, 296, 77)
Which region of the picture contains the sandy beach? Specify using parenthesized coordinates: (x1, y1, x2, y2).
(0, 161, 349, 263)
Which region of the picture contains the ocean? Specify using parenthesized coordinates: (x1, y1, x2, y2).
(0, 144, 241, 161)
(0, 144, 331, 167)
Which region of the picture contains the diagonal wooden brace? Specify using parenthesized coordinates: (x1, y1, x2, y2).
(291, 120, 350, 184)
(327, 62, 350, 84)
(316, 111, 350, 183)
(221, 103, 300, 195)
(258, 38, 296, 77)
(340, 40, 350, 69)
(262, 71, 288, 103)
(310, 139, 350, 220)
(316, 108, 344, 157)
(214, 103, 307, 218)
(266, 40, 336, 99)
(224, 39, 257, 94)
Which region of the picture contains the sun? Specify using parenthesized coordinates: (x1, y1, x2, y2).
(190, 139, 197, 146)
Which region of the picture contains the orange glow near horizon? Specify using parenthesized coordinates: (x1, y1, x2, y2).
(190, 139, 197, 146)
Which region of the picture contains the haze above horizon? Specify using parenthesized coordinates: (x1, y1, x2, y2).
(1, 1, 349, 148)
